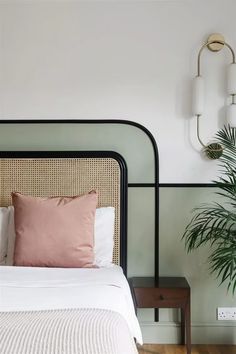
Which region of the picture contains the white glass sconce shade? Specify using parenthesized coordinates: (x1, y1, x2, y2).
(192, 76, 204, 116)
(227, 104, 236, 127)
(227, 63, 236, 95)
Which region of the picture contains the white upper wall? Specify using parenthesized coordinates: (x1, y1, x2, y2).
(0, 0, 236, 182)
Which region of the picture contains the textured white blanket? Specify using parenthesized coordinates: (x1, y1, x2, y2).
(0, 308, 138, 354)
(0, 265, 143, 353)
(0, 266, 142, 344)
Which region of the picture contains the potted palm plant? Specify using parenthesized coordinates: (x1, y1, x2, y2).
(182, 126, 236, 294)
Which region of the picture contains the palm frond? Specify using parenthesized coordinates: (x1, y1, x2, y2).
(215, 125, 236, 168)
(210, 244, 236, 294)
(182, 125, 236, 294)
(183, 204, 236, 250)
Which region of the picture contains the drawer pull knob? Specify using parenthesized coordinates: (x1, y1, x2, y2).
(160, 295, 164, 300)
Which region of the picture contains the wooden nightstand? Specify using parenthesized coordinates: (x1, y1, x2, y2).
(130, 276, 191, 354)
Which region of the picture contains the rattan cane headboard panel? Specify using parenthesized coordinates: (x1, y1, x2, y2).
(0, 154, 124, 266)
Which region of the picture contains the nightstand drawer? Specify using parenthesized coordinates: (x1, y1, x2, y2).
(134, 287, 189, 308)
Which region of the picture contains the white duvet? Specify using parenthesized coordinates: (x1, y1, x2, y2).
(0, 265, 142, 344)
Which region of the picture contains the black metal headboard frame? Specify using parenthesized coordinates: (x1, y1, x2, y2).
(0, 149, 128, 274)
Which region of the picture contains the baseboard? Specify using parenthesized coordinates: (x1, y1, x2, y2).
(140, 321, 236, 344)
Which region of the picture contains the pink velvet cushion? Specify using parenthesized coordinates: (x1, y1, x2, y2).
(12, 191, 98, 268)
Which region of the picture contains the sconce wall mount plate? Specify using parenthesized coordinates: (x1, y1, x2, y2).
(207, 33, 225, 52)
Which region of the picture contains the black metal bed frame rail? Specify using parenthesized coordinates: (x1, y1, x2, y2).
(0, 120, 217, 284)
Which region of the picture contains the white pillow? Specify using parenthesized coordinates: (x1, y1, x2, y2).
(6, 206, 15, 266)
(6, 206, 115, 268)
(0, 207, 10, 265)
(94, 207, 115, 267)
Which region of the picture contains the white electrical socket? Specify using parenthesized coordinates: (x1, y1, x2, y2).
(217, 307, 236, 320)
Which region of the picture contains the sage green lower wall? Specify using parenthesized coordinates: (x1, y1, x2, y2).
(128, 187, 236, 344)
(140, 320, 236, 344)
(0, 122, 235, 343)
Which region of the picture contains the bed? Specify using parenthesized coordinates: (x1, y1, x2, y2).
(0, 151, 142, 354)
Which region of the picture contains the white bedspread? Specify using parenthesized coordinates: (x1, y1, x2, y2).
(0, 265, 142, 344)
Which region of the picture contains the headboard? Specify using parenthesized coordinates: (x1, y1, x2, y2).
(0, 150, 128, 274)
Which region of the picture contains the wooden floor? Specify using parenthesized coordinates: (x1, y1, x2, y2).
(137, 344, 236, 354)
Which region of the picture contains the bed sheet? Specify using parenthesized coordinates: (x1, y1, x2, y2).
(0, 264, 142, 344)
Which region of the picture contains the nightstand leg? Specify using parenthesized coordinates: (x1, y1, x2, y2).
(185, 299, 191, 354)
(154, 308, 159, 322)
(180, 308, 185, 345)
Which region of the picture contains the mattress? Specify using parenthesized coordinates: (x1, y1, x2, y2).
(0, 265, 142, 354)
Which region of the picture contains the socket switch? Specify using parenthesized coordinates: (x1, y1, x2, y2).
(217, 307, 236, 320)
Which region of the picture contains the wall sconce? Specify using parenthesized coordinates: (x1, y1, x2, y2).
(193, 33, 236, 159)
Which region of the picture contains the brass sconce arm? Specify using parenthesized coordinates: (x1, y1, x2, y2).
(197, 40, 236, 76)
